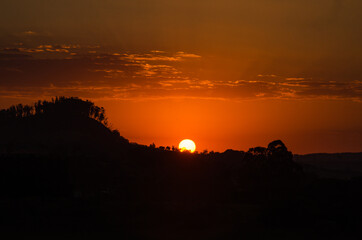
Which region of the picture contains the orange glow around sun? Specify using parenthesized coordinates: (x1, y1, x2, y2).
(179, 139, 196, 153)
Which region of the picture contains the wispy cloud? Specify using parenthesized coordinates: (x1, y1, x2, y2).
(175, 52, 201, 58)
(285, 77, 305, 81)
(23, 31, 37, 36)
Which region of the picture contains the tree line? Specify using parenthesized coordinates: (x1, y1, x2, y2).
(0, 96, 108, 126)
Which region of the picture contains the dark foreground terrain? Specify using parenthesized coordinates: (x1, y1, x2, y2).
(1, 97, 361, 239)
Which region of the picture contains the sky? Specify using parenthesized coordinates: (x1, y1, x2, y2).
(0, 0, 361, 153)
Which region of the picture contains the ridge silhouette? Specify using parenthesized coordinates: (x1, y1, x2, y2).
(0, 97, 361, 239)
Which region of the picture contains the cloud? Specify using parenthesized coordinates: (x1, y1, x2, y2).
(285, 77, 305, 81)
(120, 51, 201, 62)
(122, 53, 180, 62)
(23, 31, 37, 36)
(257, 74, 277, 78)
(0, 43, 360, 103)
(175, 52, 201, 58)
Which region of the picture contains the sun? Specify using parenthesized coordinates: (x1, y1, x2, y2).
(179, 139, 196, 153)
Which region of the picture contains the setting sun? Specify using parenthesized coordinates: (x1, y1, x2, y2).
(179, 139, 196, 153)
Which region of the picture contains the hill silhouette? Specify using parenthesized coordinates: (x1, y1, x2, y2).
(0, 97, 361, 239)
(0, 97, 128, 155)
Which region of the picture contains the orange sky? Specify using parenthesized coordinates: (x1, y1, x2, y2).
(95, 98, 361, 154)
(0, 0, 361, 153)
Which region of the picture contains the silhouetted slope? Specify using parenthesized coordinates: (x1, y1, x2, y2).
(0, 98, 128, 155)
(0, 97, 129, 199)
(1, 115, 122, 154)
